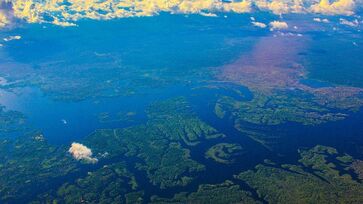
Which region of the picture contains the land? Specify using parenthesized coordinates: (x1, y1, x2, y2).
(41, 162, 142, 204)
(205, 143, 245, 164)
(1, 95, 363, 204)
(215, 34, 363, 149)
(85, 97, 224, 188)
(0, 97, 225, 202)
(0, 133, 79, 202)
(236, 145, 363, 203)
(150, 180, 260, 204)
(0, 106, 26, 133)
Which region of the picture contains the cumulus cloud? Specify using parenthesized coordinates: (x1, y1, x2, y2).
(6, 0, 252, 27)
(255, 0, 303, 15)
(310, 0, 356, 15)
(252, 21, 268, 28)
(68, 142, 98, 164)
(0, 11, 9, 28)
(0, 1, 13, 29)
(269, 21, 289, 30)
(0, 0, 360, 28)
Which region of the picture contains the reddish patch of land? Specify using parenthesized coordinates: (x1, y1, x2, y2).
(219, 34, 363, 110)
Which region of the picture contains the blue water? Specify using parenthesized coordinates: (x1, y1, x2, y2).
(0, 85, 193, 144)
(300, 79, 333, 88)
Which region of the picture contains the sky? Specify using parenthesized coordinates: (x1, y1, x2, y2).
(0, 0, 361, 28)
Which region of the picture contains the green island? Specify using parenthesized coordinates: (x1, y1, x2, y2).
(214, 91, 349, 150)
(215, 91, 346, 126)
(33, 162, 142, 204)
(85, 97, 225, 189)
(205, 143, 245, 164)
(150, 180, 260, 204)
(236, 145, 363, 203)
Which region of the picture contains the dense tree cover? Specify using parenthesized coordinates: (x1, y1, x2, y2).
(205, 143, 245, 164)
(237, 145, 363, 204)
(0, 133, 78, 202)
(54, 163, 141, 204)
(151, 180, 260, 204)
(85, 98, 224, 188)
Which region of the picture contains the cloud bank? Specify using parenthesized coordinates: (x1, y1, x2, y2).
(68, 142, 98, 164)
(0, 0, 360, 28)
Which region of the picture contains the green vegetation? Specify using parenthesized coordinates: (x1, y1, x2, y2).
(86, 98, 224, 188)
(214, 90, 349, 150)
(53, 162, 140, 204)
(150, 180, 260, 204)
(0, 106, 26, 133)
(125, 191, 144, 204)
(236, 145, 363, 204)
(351, 160, 363, 181)
(205, 143, 244, 164)
(0, 97, 227, 202)
(215, 91, 346, 126)
(0, 133, 79, 202)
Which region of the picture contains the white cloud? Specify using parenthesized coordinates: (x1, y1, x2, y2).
(10, 1, 361, 34)
(310, 0, 356, 15)
(200, 12, 218, 17)
(269, 21, 289, 30)
(252, 21, 267, 28)
(0, 11, 9, 28)
(0, 0, 360, 28)
(340, 18, 360, 26)
(69, 142, 98, 164)
(313, 17, 330, 23)
(3, 35, 21, 42)
(277, 31, 303, 37)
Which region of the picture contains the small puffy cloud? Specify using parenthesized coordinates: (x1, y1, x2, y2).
(310, 0, 356, 15)
(3, 35, 21, 42)
(200, 12, 218, 17)
(313, 17, 330, 23)
(69, 142, 98, 164)
(269, 21, 289, 31)
(340, 18, 360, 26)
(252, 21, 267, 28)
(276, 32, 303, 37)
